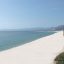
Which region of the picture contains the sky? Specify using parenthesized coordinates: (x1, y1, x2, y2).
(0, 0, 64, 29)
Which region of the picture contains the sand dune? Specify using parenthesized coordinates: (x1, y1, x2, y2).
(0, 31, 64, 64)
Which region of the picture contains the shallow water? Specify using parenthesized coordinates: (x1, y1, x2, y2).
(0, 31, 55, 51)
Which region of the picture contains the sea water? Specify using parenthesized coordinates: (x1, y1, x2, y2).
(0, 31, 55, 51)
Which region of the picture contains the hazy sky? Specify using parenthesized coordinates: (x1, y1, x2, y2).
(0, 0, 64, 29)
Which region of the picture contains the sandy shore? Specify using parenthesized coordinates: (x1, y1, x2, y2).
(0, 31, 64, 64)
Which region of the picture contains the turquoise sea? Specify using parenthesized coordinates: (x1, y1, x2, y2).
(0, 31, 55, 51)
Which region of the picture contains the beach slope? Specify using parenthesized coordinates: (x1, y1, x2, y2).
(0, 31, 64, 64)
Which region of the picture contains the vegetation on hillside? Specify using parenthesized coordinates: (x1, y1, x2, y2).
(54, 52, 64, 64)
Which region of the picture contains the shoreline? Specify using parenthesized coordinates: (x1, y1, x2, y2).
(0, 31, 55, 52)
(0, 31, 64, 64)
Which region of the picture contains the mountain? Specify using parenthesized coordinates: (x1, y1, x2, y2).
(27, 25, 64, 31)
(50, 25, 64, 31)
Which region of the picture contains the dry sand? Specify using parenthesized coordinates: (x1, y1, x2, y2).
(0, 31, 64, 64)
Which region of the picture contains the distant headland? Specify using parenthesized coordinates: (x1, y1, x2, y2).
(26, 25, 64, 31)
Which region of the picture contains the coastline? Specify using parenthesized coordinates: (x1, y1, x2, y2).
(0, 31, 64, 64)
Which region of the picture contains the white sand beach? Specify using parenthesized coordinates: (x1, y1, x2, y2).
(0, 31, 64, 64)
